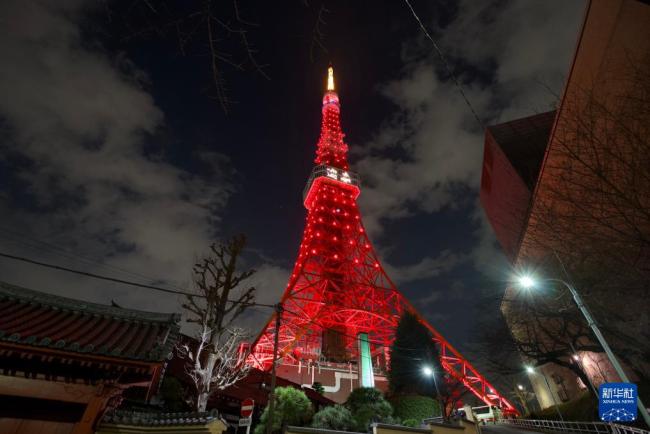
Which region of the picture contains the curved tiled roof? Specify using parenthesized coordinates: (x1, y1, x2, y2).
(0, 281, 180, 362)
(102, 409, 222, 426)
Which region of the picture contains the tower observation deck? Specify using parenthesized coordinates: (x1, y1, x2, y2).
(249, 66, 517, 413)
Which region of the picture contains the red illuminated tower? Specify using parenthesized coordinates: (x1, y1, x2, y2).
(250, 67, 517, 413)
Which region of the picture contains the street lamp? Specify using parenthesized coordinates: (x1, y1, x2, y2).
(519, 275, 535, 289)
(517, 384, 524, 391)
(423, 366, 443, 418)
(516, 274, 650, 427)
(525, 365, 564, 422)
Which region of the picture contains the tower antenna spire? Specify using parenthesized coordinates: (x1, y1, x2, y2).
(327, 64, 335, 91)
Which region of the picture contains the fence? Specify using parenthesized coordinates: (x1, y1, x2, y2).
(498, 419, 649, 434)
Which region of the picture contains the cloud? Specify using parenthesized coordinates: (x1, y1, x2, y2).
(384, 249, 466, 284)
(470, 200, 511, 276)
(0, 0, 233, 313)
(233, 263, 291, 334)
(354, 62, 487, 237)
(354, 0, 585, 271)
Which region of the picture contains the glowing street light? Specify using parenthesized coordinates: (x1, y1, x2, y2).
(519, 275, 535, 289)
(515, 273, 650, 426)
(517, 384, 524, 391)
(422, 366, 434, 377)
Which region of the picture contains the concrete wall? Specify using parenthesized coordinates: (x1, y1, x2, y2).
(480, 129, 534, 261)
(96, 419, 227, 434)
(275, 361, 388, 403)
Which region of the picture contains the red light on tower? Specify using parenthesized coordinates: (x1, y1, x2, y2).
(248, 66, 518, 415)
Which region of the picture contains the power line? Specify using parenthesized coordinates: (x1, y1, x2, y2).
(0, 251, 276, 308)
(0, 226, 187, 291)
(0, 251, 444, 353)
(403, 0, 485, 129)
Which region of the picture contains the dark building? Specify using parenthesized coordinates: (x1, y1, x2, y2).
(480, 111, 555, 261)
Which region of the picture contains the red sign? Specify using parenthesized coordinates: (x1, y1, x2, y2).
(241, 398, 254, 417)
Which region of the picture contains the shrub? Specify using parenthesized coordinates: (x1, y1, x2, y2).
(311, 404, 355, 431)
(254, 387, 313, 434)
(312, 382, 325, 395)
(391, 395, 440, 423)
(345, 387, 393, 431)
(401, 419, 420, 428)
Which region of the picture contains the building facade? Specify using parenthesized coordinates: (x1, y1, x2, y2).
(481, 0, 650, 410)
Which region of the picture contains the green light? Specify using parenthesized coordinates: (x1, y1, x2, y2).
(357, 332, 375, 387)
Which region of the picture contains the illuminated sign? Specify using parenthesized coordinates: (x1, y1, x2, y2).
(326, 166, 353, 184)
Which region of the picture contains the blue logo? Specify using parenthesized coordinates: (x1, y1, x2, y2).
(599, 382, 637, 422)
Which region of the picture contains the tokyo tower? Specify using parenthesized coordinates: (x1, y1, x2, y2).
(250, 66, 517, 413)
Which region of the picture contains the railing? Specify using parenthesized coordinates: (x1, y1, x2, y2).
(498, 418, 649, 434)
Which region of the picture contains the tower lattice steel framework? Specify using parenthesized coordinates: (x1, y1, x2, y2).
(250, 66, 518, 415)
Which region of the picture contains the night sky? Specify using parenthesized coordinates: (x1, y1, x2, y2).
(0, 1, 585, 357)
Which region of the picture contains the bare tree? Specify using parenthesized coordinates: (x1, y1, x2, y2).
(108, 1, 331, 112)
(437, 376, 470, 421)
(504, 290, 600, 392)
(179, 234, 256, 411)
(509, 381, 535, 415)
(517, 50, 650, 379)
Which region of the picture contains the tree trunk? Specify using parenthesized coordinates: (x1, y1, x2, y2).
(565, 362, 596, 398)
(197, 352, 218, 412)
(197, 392, 210, 412)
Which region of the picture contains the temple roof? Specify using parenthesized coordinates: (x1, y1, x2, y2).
(0, 281, 180, 362)
(101, 409, 224, 427)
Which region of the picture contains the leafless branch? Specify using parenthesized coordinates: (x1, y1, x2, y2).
(180, 234, 256, 411)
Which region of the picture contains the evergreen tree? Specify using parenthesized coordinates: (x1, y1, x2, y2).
(388, 312, 440, 396)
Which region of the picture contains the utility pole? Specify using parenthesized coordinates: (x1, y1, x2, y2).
(562, 281, 650, 427)
(265, 303, 283, 434)
(553, 251, 650, 426)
